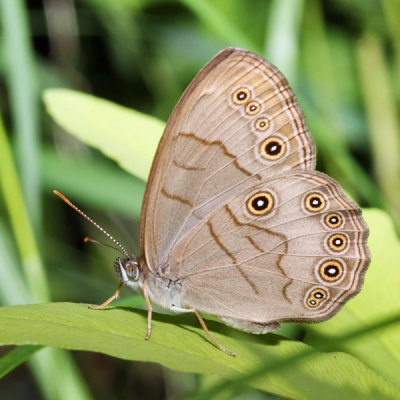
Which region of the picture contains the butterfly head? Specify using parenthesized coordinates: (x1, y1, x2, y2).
(114, 257, 140, 285)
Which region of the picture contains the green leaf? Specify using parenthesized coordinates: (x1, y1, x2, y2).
(305, 208, 400, 389)
(1, 0, 41, 228)
(43, 88, 165, 181)
(0, 345, 42, 378)
(0, 302, 399, 400)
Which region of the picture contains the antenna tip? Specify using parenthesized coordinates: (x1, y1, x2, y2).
(53, 190, 70, 204)
(83, 236, 90, 243)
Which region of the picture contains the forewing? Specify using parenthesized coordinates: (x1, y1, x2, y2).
(141, 48, 315, 271)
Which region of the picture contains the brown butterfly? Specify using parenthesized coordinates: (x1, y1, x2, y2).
(55, 47, 369, 356)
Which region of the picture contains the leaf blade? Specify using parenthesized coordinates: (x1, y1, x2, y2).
(43, 88, 164, 181)
(0, 302, 398, 400)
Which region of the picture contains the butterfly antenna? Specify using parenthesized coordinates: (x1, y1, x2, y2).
(84, 236, 123, 253)
(53, 190, 131, 258)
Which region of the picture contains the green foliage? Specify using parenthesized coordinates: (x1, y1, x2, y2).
(0, 303, 399, 400)
(1, 0, 400, 399)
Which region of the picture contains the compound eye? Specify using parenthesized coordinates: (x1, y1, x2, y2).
(118, 258, 140, 281)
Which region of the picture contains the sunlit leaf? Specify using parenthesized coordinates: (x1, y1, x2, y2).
(0, 303, 399, 399)
(43, 89, 164, 181)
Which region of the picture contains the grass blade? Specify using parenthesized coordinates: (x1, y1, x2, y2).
(264, 0, 304, 82)
(0, 346, 43, 379)
(0, 0, 41, 228)
(356, 33, 400, 230)
(0, 113, 92, 400)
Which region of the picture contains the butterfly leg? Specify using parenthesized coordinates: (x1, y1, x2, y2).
(88, 282, 123, 309)
(171, 306, 236, 357)
(142, 281, 153, 340)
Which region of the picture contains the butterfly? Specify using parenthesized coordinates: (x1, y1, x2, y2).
(55, 47, 369, 356)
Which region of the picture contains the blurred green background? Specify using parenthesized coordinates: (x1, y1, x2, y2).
(0, 0, 399, 399)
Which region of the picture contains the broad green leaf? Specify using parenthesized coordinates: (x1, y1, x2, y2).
(305, 208, 400, 389)
(0, 303, 399, 400)
(43, 89, 164, 181)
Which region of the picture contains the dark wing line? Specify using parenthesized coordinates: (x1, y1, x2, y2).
(161, 187, 193, 207)
(245, 235, 264, 253)
(166, 138, 310, 261)
(175, 132, 256, 178)
(180, 203, 289, 278)
(173, 159, 205, 171)
(189, 145, 296, 216)
(207, 221, 260, 295)
(282, 280, 293, 304)
(224, 204, 288, 277)
(178, 178, 366, 282)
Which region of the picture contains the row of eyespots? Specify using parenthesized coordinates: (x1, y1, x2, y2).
(232, 87, 262, 115)
(232, 87, 267, 132)
(232, 86, 268, 132)
(245, 189, 346, 310)
(302, 191, 349, 308)
(247, 191, 349, 252)
(231, 86, 287, 161)
(303, 194, 345, 229)
(303, 193, 349, 254)
(245, 192, 341, 309)
(302, 191, 350, 288)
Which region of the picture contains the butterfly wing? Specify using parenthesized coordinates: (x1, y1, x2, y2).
(168, 171, 369, 327)
(141, 48, 315, 271)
